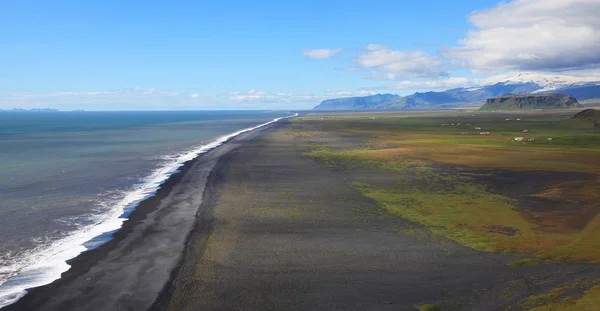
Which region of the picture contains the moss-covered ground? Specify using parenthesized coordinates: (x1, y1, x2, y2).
(292, 110, 600, 309)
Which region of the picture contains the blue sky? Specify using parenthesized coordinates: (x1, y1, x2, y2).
(1, 0, 599, 110)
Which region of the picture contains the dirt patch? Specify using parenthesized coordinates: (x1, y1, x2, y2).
(484, 225, 520, 236)
(161, 124, 600, 311)
(464, 168, 599, 233)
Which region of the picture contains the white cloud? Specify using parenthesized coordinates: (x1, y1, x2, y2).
(368, 77, 475, 90)
(0, 88, 185, 110)
(17, 88, 181, 99)
(353, 44, 450, 80)
(190, 93, 200, 98)
(325, 89, 376, 97)
(365, 44, 387, 51)
(443, 0, 600, 72)
(302, 48, 343, 60)
(229, 90, 326, 102)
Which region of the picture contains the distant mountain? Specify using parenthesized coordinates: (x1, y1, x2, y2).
(0, 108, 59, 112)
(406, 82, 543, 108)
(313, 94, 405, 110)
(479, 93, 582, 111)
(554, 85, 600, 101)
(312, 83, 549, 111)
(481, 73, 600, 93)
(312, 73, 600, 111)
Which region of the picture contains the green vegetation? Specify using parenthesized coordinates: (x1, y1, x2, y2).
(296, 110, 600, 150)
(292, 111, 600, 261)
(417, 304, 441, 311)
(582, 101, 600, 107)
(302, 146, 563, 255)
(291, 111, 600, 308)
(507, 258, 542, 267)
(527, 286, 600, 311)
(479, 93, 582, 111)
(508, 278, 600, 311)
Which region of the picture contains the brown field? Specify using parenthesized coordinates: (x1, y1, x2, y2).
(288, 110, 600, 309)
(145, 112, 600, 311)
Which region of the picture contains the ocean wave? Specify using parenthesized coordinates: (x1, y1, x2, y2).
(0, 112, 296, 308)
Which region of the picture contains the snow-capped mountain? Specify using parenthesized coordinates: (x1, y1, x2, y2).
(314, 73, 600, 111)
(480, 72, 600, 93)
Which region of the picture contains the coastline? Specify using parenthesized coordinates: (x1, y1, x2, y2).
(2, 120, 287, 311)
(150, 119, 600, 311)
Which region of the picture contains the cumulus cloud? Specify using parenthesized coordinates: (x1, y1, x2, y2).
(229, 89, 326, 102)
(302, 48, 343, 60)
(16, 88, 181, 99)
(443, 0, 600, 72)
(366, 77, 475, 91)
(325, 89, 376, 97)
(353, 44, 450, 80)
(0, 88, 184, 110)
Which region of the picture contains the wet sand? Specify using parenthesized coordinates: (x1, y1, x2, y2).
(6, 120, 600, 311)
(3, 124, 281, 311)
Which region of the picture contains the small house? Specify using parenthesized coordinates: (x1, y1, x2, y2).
(480, 132, 490, 135)
(441, 123, 450, 127)
(521, 129, 529, 133)
(547, 137, 553, 141)
(514, 137, 525, 142)
(474, 127, 482, 130)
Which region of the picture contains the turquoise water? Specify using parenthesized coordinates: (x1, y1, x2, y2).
(0, 111, 290, 304)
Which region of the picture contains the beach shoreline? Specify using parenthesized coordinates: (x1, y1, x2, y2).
(2, 121, 286, 311)
(6, 113, 600, 311)
(153, 119, 600, 311)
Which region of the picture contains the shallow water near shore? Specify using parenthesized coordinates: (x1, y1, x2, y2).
(0, 110, 291, 307)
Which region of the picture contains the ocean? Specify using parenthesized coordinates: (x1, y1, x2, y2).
(0, 110, 291, 307)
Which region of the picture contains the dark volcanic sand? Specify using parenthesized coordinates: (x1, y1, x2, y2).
(3, 124, 280, 311)
(7, 121, 600, 311)
(155, 122, 600, 311)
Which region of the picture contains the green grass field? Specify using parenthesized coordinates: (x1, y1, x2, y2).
(291, 110, 600, 309)
(289, 111, 600, 311)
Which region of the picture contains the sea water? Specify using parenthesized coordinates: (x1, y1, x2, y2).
(0, 110, 292, 307)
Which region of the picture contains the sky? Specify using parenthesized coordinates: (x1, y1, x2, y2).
(1, 0, 599, 110)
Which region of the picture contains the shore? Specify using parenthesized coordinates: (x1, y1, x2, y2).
(153, 121, 600, 310)
(6, 118, 600, 311)
(3, 122, 283, 311)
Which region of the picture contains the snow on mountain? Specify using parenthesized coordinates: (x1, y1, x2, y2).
(480, 72, 600, 92)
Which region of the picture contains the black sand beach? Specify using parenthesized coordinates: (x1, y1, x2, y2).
(6, 120, 600, 311)
(153, 121, 600, 310)
(2, 124, 281, 311)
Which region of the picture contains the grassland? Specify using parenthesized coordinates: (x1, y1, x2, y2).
(291, 109, 600, 309)
(581, 99, 600, 108)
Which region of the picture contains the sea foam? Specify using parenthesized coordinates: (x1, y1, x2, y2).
(0, 113, 297, 308)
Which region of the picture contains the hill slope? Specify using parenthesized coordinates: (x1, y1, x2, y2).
(313, 94, 406, 110)
(479, 93, 582, 111)
(572, 109, 600, 120)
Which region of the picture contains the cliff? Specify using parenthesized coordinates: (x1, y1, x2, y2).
(479, 93, 582, 111)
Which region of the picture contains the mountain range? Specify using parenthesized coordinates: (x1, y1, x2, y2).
(313, 73, 600, 111)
